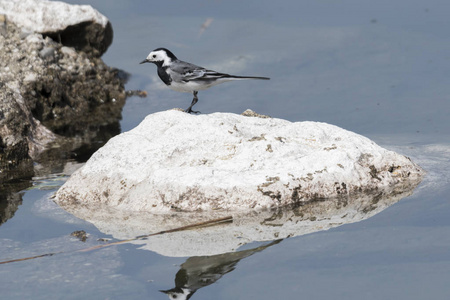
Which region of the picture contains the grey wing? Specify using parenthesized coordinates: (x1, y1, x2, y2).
(170, 60, 226, 82)
(169, 60, 208, 82)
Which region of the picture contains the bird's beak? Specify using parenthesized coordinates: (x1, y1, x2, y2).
(140, 59, 150, 64)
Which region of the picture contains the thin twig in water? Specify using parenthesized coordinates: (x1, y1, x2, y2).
(0, 216, 233, 265)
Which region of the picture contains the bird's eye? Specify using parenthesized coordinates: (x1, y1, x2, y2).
(152, 55, 156, 58)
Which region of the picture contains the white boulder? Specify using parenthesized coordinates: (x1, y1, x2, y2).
(55, 110, 424, 212)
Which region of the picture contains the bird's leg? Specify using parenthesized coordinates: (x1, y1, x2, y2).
(185, 91, 200, 114)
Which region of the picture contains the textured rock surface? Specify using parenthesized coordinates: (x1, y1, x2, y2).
(55, 110, 424, 212)
(0, 0, 112, 56)
(0, 10, 125, 182)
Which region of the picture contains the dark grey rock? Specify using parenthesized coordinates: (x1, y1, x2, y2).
(44, 20, 113, 57)
(0, 18, 127, 182)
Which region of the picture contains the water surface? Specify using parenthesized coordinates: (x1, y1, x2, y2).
(1, 1, 450, 299)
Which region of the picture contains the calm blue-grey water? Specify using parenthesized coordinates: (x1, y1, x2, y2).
(1, 1, 450, 299)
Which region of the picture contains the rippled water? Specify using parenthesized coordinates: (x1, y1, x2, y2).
(1, 1, 450, 299)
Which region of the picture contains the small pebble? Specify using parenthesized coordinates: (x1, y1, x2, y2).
(60, 46, 77, 58)
(70, 230, 88, 242)
(23, 72, 37, 82)
(39, 46, 55, 59)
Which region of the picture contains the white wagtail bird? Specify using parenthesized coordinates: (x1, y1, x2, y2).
(140, 48, 270, 113)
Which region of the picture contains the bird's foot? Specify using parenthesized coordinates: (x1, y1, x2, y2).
(185, 108, 201, 114)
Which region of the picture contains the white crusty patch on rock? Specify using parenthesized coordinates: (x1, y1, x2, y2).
(0, 0, 109, 32)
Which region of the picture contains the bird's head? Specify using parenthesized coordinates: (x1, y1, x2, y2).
(160, 287, 195, 300)
(140, 48, 177, 67)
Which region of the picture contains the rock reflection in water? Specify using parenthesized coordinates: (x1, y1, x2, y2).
(0, 122, 120, 226)
(0, 183, 29, 226)
(161, 240, 282, 300)
(55, 179, 420, 257)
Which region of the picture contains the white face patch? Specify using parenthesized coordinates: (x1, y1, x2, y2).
(146, 50, 171, 66)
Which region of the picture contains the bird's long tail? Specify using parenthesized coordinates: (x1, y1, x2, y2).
(227, 75, 270, 80)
